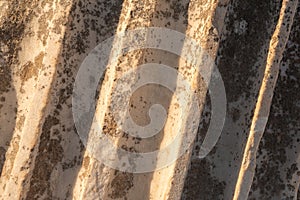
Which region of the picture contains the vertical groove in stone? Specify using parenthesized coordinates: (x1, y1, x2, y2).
(0, 0, 298, 199)
(0, 1, 73, 199)
(233, 0, 299, 199)
(249, 2, 300, 199)
(182, 0, 284, 199)
(73, 0, 192, 199)
(167, 1, 231, 199)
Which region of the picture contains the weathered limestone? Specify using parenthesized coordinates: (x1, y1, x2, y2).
(249, 2, 300, 199)
(0, 1, 74, 199)
(233, 0, 299, 199)
(0, 0, 299, 199)
(0, 0, 123, 199)
(182, 0, 299, 199)
(73, 0, 227, 199)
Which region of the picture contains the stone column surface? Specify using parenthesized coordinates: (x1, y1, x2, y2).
(0, 0, 299, 199)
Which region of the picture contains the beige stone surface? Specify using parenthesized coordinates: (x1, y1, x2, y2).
(0, 0, 299, 199)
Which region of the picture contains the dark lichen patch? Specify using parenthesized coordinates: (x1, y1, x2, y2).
(286, 163, 298, 181)
(217, 0, 282, 102)
(182, 0, 284, 198)
(182, 158, 226, 200)
(37, 9, 54, 46)
(251, 161, 285, 198)
(26, 115, 63, 200)
(15, 0, 125, 197)
(2, 0, 124, 198)
(168, 152, 191, 200)
(100, 112, 141, 155)
(191, 92, 212, 155)
(52, 17, 66, 35)
(102, 112, 120, 138)
(108, 170, 134, 199)
(250, 3, 300, 199)
(230, 107, 241, 123)
(0, 0, 40, 94)
(0, 147, 6, 174)
(0, 64, 12, 94)
(61, 156, 78, 171)
(169, 0, 188, 22)
(151, 0, 189, 24)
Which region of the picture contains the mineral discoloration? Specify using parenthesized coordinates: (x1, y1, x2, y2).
(26, 115, 62, 199)
(0, 0, 36, 92)
(169, 0, 229, 198)
(0, 0, 74, 199)
(183, 0, 284, 199)
(0, 0, 40, 182)
(234, 0, 299, 198)
(74, 0, 192, 198)
(0, 0, 299, 199)
(249, 3, 300, 199)
(1, 134, 20, 183)
(28, 0, 124, 199)
(108, 171, 134, 199)
(182, 158, 226, 200)
(19, 52, 45, 84)
(0, 147, 6, 174)
(16, 115, 25, 131)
